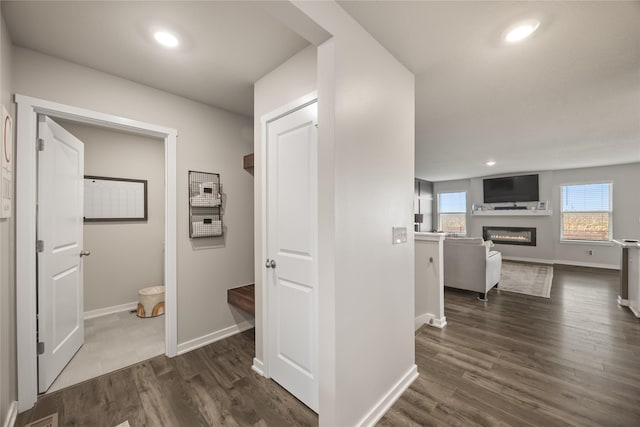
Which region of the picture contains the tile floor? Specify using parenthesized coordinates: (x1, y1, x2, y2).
(47, 310, 165, 393)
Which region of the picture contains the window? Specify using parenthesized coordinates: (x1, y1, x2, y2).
(438, 191, 467, 234)
(561, 183, 612, 241)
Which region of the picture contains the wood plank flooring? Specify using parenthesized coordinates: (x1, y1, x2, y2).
(17, 265, 640, 426)
(16, 329, 317, 427)
(381, 265, 640, 426)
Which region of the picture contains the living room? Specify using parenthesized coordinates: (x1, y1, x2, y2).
(417, 162, 640, 270)
(406, 1, 640, 423)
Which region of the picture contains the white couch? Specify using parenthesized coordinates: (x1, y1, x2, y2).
(443, 237, 502, 301)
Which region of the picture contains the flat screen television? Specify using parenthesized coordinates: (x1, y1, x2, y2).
(483, 174, 539, 203)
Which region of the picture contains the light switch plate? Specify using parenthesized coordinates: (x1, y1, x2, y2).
(392, 226, 407, 244)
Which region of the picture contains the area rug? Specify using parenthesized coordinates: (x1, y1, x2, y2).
(498, 261, 554, 298)
(25, 413, 58, 427)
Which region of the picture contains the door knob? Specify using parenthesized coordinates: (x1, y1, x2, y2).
(265, 259, 271, 268)
(269, 259, 276, 268)
(265, 259, 276, 268)
(80, 250, 91, 257)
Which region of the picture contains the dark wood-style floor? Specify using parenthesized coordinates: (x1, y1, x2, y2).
(17, 265, 640, 426)
(381, 265, 640, 426)
(16, 327, 317, 427)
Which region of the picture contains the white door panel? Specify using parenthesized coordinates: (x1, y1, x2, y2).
(275, 255, 313, 285)
(38, 116, 85, 393)
(277, 280, 313, 373)
(267, 101, 318, 412)
(277, 125, 313, 254)
(50, 266, 81, 354)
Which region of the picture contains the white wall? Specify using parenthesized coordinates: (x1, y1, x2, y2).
(58, 121, 164, 313)
(12, 47, 255, 346)
(433, 163, 640, 268)
(253, 44, 317, 365)
(0, 10, 16, 425)
(293, 2, 417, 426)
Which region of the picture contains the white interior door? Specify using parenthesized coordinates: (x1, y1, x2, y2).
(266, 101, 318, 412)
(37, 116, 85, 393)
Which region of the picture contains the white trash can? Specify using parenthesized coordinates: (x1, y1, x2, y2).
(137, 286, 165, 318)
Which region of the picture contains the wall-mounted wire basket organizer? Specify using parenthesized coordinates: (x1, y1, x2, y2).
(188, 171, 223, 238)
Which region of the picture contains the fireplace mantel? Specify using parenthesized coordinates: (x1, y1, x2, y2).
(471, 209, 552, 216)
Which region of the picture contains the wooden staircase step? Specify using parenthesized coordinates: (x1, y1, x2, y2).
(227, 284, 255, 315)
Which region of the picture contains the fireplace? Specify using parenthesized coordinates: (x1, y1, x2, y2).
(483, 226, 537, 246)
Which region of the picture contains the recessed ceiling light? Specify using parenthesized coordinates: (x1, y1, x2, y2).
(153, 31, 179, 48)
(486, 161, 496, 166)
(504, 19, 540, 43)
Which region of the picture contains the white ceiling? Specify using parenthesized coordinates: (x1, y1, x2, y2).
(340, 1, 640, 181)
(2, 1, 309, 117)
(3, 1, 640, 182)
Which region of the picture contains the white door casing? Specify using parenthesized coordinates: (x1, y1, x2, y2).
(266, 100, 318, 412)
(16, 94, 177, 411)
(37, 116, 85, 392)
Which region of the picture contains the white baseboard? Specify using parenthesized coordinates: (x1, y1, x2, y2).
(432, 316, 447, 328)
(502, 256, 554, 265)
(415, 312, 447, 330)
(554, 259, 618, 270)
(356, 364, 418, 427)
(617, 296, 630, 307)
(2, 401, 17, 427)
(252, 358, 266, 377)
(84, 301, 138, 320)
(629, 304, 640, 318)
(177, 320, 255, 355)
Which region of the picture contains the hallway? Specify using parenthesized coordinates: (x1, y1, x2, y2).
(17, 265, 640, 426)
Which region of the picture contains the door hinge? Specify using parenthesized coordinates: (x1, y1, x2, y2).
(37, 342, 45, 355)
(36, 240, 44, 252)
(37, 138, 45, 151)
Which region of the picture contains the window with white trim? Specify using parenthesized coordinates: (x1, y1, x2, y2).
(438, 191, 467, 235)
(561, 183, 612, 241)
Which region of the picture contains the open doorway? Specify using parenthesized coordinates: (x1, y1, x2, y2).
(16, 95, 177, 411)
(40, 119, 166, 393)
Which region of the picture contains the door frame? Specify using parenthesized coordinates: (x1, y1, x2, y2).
(15, 94, 178, 411)
(257, 91, 317, 378)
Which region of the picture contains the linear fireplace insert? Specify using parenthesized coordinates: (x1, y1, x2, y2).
(483, 226, 536, 246)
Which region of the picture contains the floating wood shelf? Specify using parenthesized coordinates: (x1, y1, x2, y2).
(227, 284, 255, 315)
(471, 209, 552, 217)
(243, 153, 254, 170)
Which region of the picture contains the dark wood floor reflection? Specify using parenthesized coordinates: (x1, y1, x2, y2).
(17, 265, 640, 426)
(381, 265, 640, 426)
